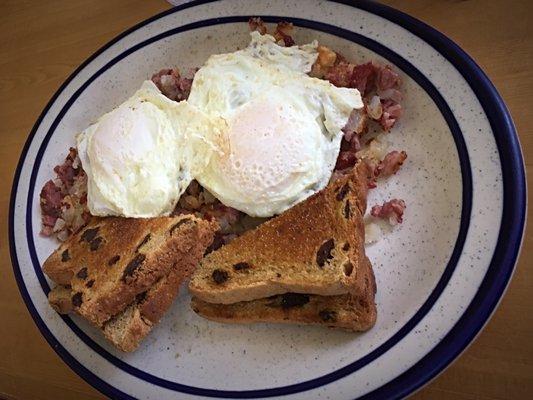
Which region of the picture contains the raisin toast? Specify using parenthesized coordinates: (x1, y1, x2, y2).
(49, 266, 187, 352)
(191, 256, 377, 331)
(189, 162, 371, 304)
(44, 215, 217, 327)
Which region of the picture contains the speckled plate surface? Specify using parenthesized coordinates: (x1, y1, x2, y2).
(9, 1, 526, 399)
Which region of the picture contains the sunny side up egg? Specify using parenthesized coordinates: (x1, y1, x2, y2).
(189, 32, 364, 217)
(77, 80, 218, 218)
(76, 33, 363, 219)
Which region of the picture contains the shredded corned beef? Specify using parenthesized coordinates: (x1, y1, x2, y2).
(343, 109, 368, 137)
(320, 52, 404, 135)
(341, 129, 362, 153)
(311, 46, 337, 78)
(376, 150, 408, 179)
(273, 21, 295, 47)
(248, 17, 267, 35)
(310, 42, 405, 175)
(325, 61, 354, 87)
(40, 148, 90, 240)
(41, 21, 409, 241)
(371, 199, 406, 224)
(376, 65, 402, 92)
(351, 62, 376, 95)
(172, 180, 245, 246)
(40, 180, 62, 218)
(174, 181, 242, 229)
(379, 99, 403, 131)
(249, 18, 296, 47)
(151, 68, 195, 102)
(245, 18, 406, 174)
(335, 151, 359, 170)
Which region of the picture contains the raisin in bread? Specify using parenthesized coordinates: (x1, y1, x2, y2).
(44, 215, 216, 326)
(191, 257, 376, 331)
(189, 162, 372, 304)
(49, 266, 188, 352)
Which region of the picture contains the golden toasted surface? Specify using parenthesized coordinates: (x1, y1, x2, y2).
(48, 267, 189, 352)
(46, 215, 217, 351)
(44, 215, 217, 327)
(43, 216, 206, 285)
(189, 162, 371, 304)
(103, 305, 152, 352)
(191, 256, 377, 332)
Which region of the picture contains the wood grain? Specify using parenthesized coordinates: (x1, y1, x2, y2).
(0, 1, 531, 399)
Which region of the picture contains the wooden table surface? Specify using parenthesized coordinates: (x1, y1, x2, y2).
(1, 1, 531, 399)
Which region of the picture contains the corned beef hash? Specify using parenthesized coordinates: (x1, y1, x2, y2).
(40, 20, 407, 245)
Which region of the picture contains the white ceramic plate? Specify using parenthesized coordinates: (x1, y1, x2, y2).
(9, 1, 526, 399)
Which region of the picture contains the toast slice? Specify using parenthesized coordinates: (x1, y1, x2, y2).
(49, 266, 184, 351)
(191, 256, 376, 331)
(44, 215, 216, 326)
(189, 162, 371, 304)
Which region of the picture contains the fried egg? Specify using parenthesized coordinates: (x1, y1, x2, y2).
(189, 32, 364, 217)
(77, 80, 216, 218)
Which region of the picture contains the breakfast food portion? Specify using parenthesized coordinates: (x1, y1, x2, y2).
(189, 163, 377, 331)
(77, 80, 219, 218)
(188, 32, 364, 217)
(189, 162, 371, 304)
(44, 215, 217, 350)
(191, 258, 376, 332)
(40, 19, 408, 351)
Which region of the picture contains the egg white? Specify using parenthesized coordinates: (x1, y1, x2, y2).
(77, 81, 217, 218)
(77, 33, 363, 219)
(189, 32, 364, 217)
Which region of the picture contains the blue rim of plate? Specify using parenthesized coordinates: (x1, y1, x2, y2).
(8, 1, 525, 399)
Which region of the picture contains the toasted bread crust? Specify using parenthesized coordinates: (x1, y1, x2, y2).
(189, 162, 371, 304)
(48, 285, 73, 314)
(49, 267, 184, 352)
(191, 256, 377, 331)
(48, 247, 213, 352)
(45, 215, 216, 351)
(43, 215, 216, 326)
(138, 268, 184, 324)
(103, 305, 152, 352)
(191, 294, 376, 331)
